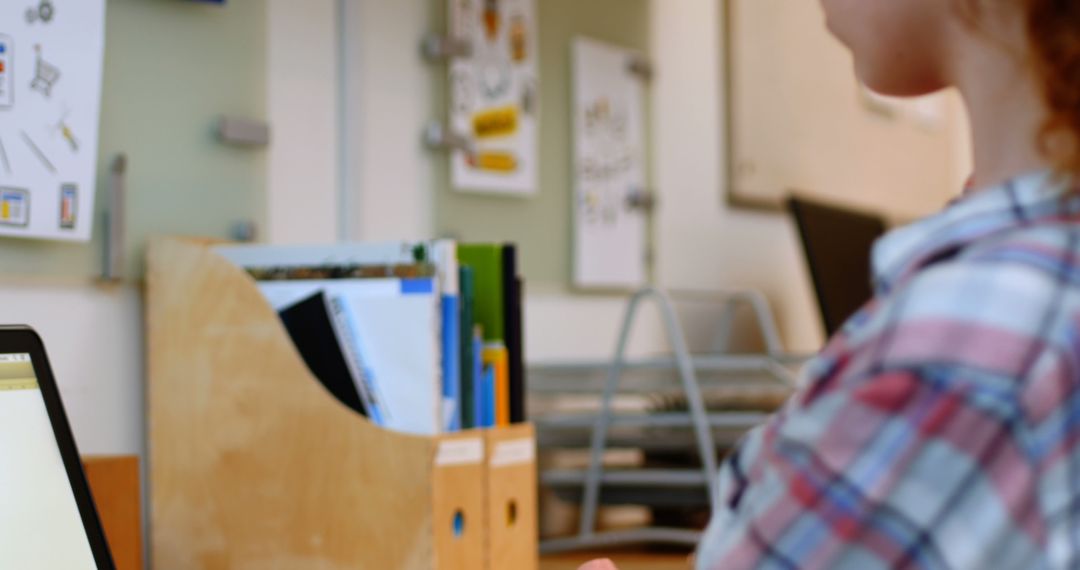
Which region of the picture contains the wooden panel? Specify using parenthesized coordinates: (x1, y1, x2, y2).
(432, 432, 487, 570)
(83, 455, 142, 570)
(146, 239, 436, 569)
(486, 424, 539, 570)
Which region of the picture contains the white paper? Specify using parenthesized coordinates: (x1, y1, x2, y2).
(257, 278, 443, 437)
(490, 437, 534, 468)
(449, 0, 538, 195)
(217, 241, 420, 270)
(435, 438, 484, 466)
(0, 0, 105, 241)
(218, 241, 460, 435)
(217, 240, 458, 294)
(572, 38, 648, 289)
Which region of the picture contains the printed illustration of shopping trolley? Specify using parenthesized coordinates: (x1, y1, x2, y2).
(31, 44, 60, 97)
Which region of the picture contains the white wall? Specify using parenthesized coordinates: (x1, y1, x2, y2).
(525, 292, 670, 361)
(341, 0, 434, 242)
(650, 0, 823, 352)
(0, 282, 143, 456)
(266, 0, 340, 245)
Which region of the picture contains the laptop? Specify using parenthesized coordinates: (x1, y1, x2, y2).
(0, 326, 115, 569)
(787, 196, 887, 338)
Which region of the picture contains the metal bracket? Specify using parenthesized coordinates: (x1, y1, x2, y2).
(577, 288, 720, 543)
(421, 32, 473, 62)
(217, 116, 271, 147)
(422, 121, 475, 155)
(626, 188, 658, 212)
(626, 55, 654, 81)
(230, 220, 258, 243)
(100, 154, 126, 283)
(537, 287, 806, 554)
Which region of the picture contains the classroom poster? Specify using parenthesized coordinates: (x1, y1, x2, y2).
(0, 0, 105, 241)
(572, 37, 647, 289)
(449, 0, 538, 196)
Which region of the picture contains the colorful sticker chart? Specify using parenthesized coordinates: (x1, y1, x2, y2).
(449, 0, 539, 196)
(0, 0, 105, 242)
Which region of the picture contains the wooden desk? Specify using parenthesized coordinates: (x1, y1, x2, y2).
(83, 456, 142, 570)
(540, 552, 693, 570)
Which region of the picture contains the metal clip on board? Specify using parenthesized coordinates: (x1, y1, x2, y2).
(100, 154, 126, 283)
(421, 32, 473, 63)
(420, 30, 474, 156)
(423, 121, 476, 157)
(626, 55, 655, 82)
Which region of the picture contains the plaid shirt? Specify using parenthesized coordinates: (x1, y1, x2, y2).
(697, 169, 1080, 569)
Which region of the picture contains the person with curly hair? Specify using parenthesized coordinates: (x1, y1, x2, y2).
(582, 0, 1080, 568)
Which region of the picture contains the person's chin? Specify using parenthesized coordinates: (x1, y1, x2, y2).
(864, 74, 946, 98)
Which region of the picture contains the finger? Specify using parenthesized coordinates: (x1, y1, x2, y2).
(577, 559, 618, 570)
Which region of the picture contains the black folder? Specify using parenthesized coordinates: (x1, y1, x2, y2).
(502, 244, 526, 423)
(278, 291, 367, 416)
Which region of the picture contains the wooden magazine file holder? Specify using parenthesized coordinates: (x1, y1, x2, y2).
(146, 238, 537, 569)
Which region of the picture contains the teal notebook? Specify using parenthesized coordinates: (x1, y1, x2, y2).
(458, 265, 477, 428)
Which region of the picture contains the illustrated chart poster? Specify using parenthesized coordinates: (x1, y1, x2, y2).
(572, 37, 647, 289)
(449, 0, 538, 196)
(0, 0, 105, 242)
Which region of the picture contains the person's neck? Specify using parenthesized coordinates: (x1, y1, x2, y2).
(954, 39, 1052, 191)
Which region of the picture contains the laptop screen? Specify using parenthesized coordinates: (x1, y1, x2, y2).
(0, 353, 97, 568)
(788, 197, 887, 338)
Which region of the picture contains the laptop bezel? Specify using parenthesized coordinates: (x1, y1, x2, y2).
(786, 196, 887, 337)
(0, 325, 116, 569)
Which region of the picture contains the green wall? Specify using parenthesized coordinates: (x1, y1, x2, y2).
(432, 0, 652, 287)
(0, 0, 266, 279)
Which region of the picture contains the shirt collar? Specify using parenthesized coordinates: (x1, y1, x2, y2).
(871, 168, 1075, 295)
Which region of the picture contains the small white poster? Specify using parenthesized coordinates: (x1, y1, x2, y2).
(449, 0, 538, 196)
(0, 0, 105, 242)
(572, 37, 647, 289)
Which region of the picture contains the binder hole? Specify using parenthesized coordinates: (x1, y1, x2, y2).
(506, 500, 518, 527)
(452, 510, 465, 538)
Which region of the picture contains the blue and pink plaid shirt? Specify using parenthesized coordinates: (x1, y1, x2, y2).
(697, 169, 1080, 569)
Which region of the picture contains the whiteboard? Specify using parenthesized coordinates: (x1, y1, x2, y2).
(571, 37, 647, 289)
(725, 0, 961, 219)
(0, 0, 105, 241)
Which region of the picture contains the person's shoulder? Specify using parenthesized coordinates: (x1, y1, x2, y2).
(953, 223, 1080, 423)
(945, 222, 1080, 323)
(902, 222, 1080, 312)
(962, 222, 1080, 272)
(860, 224, 1080, 380)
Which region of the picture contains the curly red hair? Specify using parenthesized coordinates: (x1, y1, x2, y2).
(1026, 0, 1080, 173)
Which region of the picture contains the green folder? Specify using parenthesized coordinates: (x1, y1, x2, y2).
(458, 245, 505, 343)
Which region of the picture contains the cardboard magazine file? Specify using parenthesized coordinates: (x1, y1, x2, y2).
(485, 423, 539, 570)
(146, 238, 493, 569)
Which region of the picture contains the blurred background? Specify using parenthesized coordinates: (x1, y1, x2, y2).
(0, 0, 973, 567)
